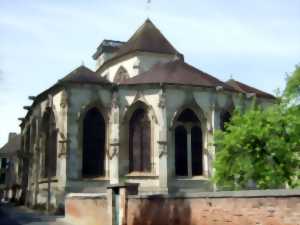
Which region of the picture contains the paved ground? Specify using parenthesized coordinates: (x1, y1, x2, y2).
(0, 203, 70, 225)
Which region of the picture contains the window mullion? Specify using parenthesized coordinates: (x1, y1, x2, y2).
(187, 125, 192, 177)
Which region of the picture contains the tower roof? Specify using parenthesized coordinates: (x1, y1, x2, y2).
(97, 19, 180, 70)
(115, 19, 179, 57)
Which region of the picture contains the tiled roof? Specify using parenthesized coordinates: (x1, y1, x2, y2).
(116, 19, 179, 56)
(59, 65, 110, 84)
(226, 79, 275, 99)
(98, 19, 180, 70)
(121, 60, 235, 91)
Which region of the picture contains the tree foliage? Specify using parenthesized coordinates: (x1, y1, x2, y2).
(284, 65, 300, 103)
(214, 66, 300, 190)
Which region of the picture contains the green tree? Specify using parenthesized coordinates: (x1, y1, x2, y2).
(284, 65, 300, 103)
(213, 66, 300, 190)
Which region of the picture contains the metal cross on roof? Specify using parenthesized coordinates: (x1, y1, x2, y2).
(146, 0, 151, 18)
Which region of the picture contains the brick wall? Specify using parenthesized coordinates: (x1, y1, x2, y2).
(65, 193, 109, 225)
(127, 196, 300, 225)
(66, 190, 300, 225)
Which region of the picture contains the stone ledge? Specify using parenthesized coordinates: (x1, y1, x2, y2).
(128, 189, 300, 199)
(66, 193, 107, 199)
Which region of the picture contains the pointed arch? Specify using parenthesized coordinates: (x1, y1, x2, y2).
(113, 66, 129, 84)
(122, 99, 158, 124)
(171, 103, 206, 129)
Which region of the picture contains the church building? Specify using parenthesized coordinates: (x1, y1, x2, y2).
(19, 19, 275, 208)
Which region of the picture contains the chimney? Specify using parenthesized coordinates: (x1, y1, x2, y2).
(8, 132, 17, 142)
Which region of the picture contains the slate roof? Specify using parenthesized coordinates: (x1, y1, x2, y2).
(0, 135, 21, 157)
(98, 19, 180, 70)
(226, 79, 275, 99)
(59, 65, 110, 84)
(116, 19, 179, 56)
(121, 60, 235, 91)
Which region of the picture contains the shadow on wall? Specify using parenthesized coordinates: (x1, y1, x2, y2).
(131, 196, 195, 225)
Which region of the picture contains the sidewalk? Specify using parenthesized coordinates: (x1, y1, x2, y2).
(0, 203, 71, 225)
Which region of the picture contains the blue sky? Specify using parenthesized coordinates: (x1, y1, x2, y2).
(0, 0, 299, 146)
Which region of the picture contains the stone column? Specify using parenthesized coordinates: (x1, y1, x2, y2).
(158, 89, 168, 192)
(109, 92, 120, 184)
(211, 104, 220, 191)
(58, 90, 68, 186)
(34, 118, 40, 206)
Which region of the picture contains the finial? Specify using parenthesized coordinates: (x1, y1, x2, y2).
(146, 0, 151, 18)
(230, 74, 234, 80)
(81, 60, 85, 66)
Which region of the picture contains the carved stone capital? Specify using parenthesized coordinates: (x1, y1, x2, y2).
(158, 91, 166, 108)
(107, 146, 119, 160)
(158, 143, 167, 158)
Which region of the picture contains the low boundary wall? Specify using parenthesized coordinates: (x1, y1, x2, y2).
(65, 189, 300, 225)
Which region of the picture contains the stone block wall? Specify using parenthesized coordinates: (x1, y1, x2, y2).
(65, 189, 300, 225)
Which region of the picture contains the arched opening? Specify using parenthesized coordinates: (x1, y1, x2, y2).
(42, 109, 57, 178)
(174, 108, 203, 177)
(175, 126, 188, 176)
(220, 110, 232, 131)
(129, 108, 151, 172)
(113, 66, 129, 84)
(82, 107, 106, 177)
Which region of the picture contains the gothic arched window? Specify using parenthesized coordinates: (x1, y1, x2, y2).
(42, 109, 57, 178)
(174, 109, 203, 177)
(113, 66, 129, 84)
(82, 107, 106, 177)
(129, 108, 151, 172)
(220, 110, 232, 131)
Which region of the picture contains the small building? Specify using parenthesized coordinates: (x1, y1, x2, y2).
(19, 19, 275, 209)
(0, 132, 21, 201)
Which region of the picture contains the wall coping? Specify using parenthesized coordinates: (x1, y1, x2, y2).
(66, 193, 107, 199)
(128, 189, 300, 199)
(65, 189, 300, 200)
